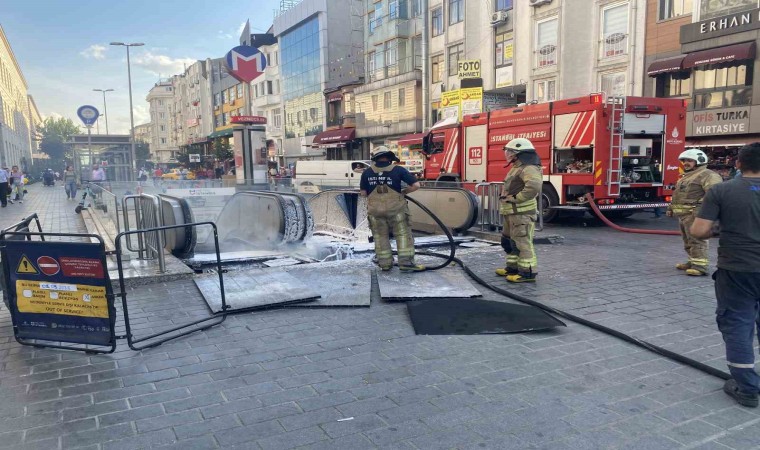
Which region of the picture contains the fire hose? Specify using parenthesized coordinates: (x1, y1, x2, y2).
(585, 193, 681, 236)
(404, 195, 730, 381)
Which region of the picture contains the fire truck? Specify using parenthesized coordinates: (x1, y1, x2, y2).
(421, 94, 687, 221)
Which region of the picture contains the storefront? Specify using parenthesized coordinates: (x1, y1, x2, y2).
(310, 128, 361, 160)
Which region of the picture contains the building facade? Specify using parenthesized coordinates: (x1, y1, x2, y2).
(0, 25, 32, 170)
(27, 95, 42, 160)
(273, 0, 365, 162)
(209, 58, 248, 143)
(146, 80, 177, 163)
(170, 60, 214, 157)
(646, 0, 759, 171)
(133, 122, 152, 144)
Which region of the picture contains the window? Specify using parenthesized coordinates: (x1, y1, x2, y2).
(655, 72, 691, 98)
(237, 84, 244, 98)
(267, 81, 273, 95)
(412, 0, 422, 17)
(368, 10, 376, 33)
(536, 18, 558, 67)
(254, 85, 259, 97)
(372, 95, 378, 111)
(432, 55, 444, 83)
(693, 62, 753, 109)
(432, 7, 444, 36)
(399, 88, 406, 107)
(159, 112, 165, 119)
(375, 2, 383, 27)
(431, 101, 441, 124)
(601, 3, 629, 58)
(368, 51, 376, 75)
(449, 0, 463, 24)
(222, 90, 228, 103)
(447, 44, 464, 76)
(496, 0, 513, 10)
(534, 79, 556, 103)
(273, 108, 282, 129)
(390, 0, 398, 19)
(495, 32, 512, 68)
(214, 94, 220, 106)
(160, 138, 166, 144)
(601, 71, 627, 96)
(375, 45, 385, 71)
(158, 100, 164, 106)
(160, 125, 165, 132)
(658, 0, 692, 20)
(386, 40, 398, 67)
(384, 92, 392, 109)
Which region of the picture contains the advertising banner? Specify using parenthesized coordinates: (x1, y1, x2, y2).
(1, 240, 115, 346)
(460, 88, 483, 118)
(441, 91, 461, 120)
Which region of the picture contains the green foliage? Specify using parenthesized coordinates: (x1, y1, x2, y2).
(38, 117, 80, 166)
(213, 139, 233, 161)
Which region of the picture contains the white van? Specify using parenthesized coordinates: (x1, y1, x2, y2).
(293, 160, 371, 194)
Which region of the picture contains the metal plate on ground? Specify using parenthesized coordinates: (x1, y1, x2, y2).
(195, 270, 319, 313)
(281, 260, 372, 307)
(459, 241, 495, 248)
(407, 299, 566, 335)
(377, 266, 482, 301)
(263, 258, 303, 268)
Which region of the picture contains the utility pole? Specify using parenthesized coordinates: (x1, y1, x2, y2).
(421, 0, 430, 130)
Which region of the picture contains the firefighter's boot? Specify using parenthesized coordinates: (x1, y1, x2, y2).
(399, 263, 426, 272)
(506, 272, 537, 283)
(675, 262, 691, 271)
(686, 266, 708, 276)
(495, 266, 519, 277)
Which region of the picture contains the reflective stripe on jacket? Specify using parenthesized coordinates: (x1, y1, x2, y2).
(669, 166, 722, 215)
(500, 161, 542, 216)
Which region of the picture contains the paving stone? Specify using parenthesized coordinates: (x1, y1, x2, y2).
(213, 419, 284, 447)
(663, 419, 724, 445)
(102, 429, 177, 450)
(136, 409, 203, 432)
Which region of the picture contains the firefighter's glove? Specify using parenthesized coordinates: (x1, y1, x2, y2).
(501, 195, 517, 203)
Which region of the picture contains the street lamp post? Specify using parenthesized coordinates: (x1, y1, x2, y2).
(110, 42, 144, 180)
(93, 89, 114, 135)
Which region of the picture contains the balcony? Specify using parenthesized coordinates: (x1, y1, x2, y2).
(600, 33, 628, 60)
(326, 114, 356, 129)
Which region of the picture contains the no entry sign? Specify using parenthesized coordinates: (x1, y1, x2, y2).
(37, 256, 60, 276)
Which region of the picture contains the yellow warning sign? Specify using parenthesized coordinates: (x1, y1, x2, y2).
(16, 255, 38, 275)
(15, 280, 108, 318)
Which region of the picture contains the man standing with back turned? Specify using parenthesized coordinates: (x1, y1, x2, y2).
(691, 143, 760, 408)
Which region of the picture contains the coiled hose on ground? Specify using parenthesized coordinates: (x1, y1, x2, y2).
(405, 195, 730, 381)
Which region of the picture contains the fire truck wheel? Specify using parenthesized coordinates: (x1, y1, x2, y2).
(541, 186, 559, 223)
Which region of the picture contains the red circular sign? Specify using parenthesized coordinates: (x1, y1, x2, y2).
(37, 256, 60, 276)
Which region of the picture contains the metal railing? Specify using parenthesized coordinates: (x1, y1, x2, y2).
(88, 183, 121, 233)
(475, 181, 544, 232)
(122, 194, 166, 273)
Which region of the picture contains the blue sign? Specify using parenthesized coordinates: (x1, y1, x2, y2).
(77, 105, 100, 127)
(224, 45, 267, 83)
(1, 240, 115, 346)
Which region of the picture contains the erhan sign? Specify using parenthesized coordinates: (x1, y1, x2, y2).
(681, 7, 760, 43)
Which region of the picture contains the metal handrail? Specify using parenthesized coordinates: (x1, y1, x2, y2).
(121, 194, 166, 273)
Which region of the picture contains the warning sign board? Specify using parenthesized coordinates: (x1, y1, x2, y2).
(16, 255, 38, 274)
(0, 239, 115, 346)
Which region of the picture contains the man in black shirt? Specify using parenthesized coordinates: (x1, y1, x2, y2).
(360, 146, 424, 272)
(692, 143, 760, 408)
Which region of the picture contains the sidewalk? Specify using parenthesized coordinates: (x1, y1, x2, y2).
(0, 182, 87, 235)
(0, 188, 759, 449)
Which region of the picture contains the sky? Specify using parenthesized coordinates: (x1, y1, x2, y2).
(2, 0, 281, 134)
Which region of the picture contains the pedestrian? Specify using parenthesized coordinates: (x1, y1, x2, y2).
(91, 164, 106, 182)
(10, 166, 24, 203)
(690, 142, 760, 408)
(63, 165, 78, 200)
(138, 167, 148, 186)
(0, 166, 9, 207)
(360, 146, 424, 272)
(666, 149, 723, 276)
(495, 138, 543, 283)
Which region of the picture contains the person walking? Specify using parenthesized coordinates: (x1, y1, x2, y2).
(667, 149, 723, 276)
(495, 138, 543, 283)
(63, 165, 78, 200)
(690, 142, 760, 408)
(10, 166, 24, 203)
(360, 146, 424, 272)
(0, 167, 9, 208)
(91, 164, 106, 182)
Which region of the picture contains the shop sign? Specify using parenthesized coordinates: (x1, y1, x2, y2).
(495, 65, 513, 88)
(689, 106, 751, 136)
(231, 116, 267, 125)
(681, 7, 760, 43)
(457, 60, 481, 79)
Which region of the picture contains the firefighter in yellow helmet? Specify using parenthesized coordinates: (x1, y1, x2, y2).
(360, 146, 425, 272)
(666, 148, 723, 276)
(495, 138, 543, 283)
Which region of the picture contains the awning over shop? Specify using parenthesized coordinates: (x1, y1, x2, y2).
(208, 129, 233, 139)
(311, 128, 356, 146)
(398, 133, 426, 146)
(327, 92, 343, 103)
(683, 42, 756, 69)
(685, 135, 754, 147)
(647, 55, 686, 77)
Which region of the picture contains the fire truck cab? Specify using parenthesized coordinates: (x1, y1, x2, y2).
(421, 94, 687, 221)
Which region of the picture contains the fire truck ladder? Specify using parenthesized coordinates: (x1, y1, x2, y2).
(607, 96, 626, 197)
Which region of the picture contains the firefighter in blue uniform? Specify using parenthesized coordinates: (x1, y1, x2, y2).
(360, 146, 425, 272)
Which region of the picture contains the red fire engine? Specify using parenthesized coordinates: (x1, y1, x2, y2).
(421, 94, 687, 221)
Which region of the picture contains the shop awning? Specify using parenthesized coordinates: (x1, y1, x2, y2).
(208, 129, 233, 139)
(398, 133, 425, 146)
(683, 42, 756, 69)
(686, 135, 753, 148)
(311, 128, 356, 146)
(327, 92, 343, 103)
(647, 55, 686, 77)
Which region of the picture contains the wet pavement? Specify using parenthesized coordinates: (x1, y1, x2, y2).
(1, 185, 759, 449)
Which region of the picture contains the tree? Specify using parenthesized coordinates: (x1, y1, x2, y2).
(213, 139, 233, 161)
(38, 117, 80, 167)
(135, 142, 151, 168)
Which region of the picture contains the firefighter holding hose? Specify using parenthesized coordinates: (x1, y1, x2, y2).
(360, 146, 425, 272)
(495, 138, 543, 283)
(667, 149, 722, 276)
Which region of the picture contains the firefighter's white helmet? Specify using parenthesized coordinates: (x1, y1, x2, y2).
(504, 138, 536, 153)
(678, 149, 708, 165)
(370, 146, 398, 161)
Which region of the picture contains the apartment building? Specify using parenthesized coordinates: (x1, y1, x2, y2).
(171, 61, 214, 157)
(146, 80, 177, 163)
(647, 0, 759, 165)
(27, 95, 42, 161)
(209, 57, 249, 143)
(273, 0, 365, 163)
(0, 25, 32, 170)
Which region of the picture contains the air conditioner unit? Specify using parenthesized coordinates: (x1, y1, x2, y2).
(529, 0, 552, 6)
(491, 11, 508, 25)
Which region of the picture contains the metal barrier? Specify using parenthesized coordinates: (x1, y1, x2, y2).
(88, 183, 121, 233)
(1, 213, 45, 241)
(122, 194, 166, 272)
(475, 182, 544, 232)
